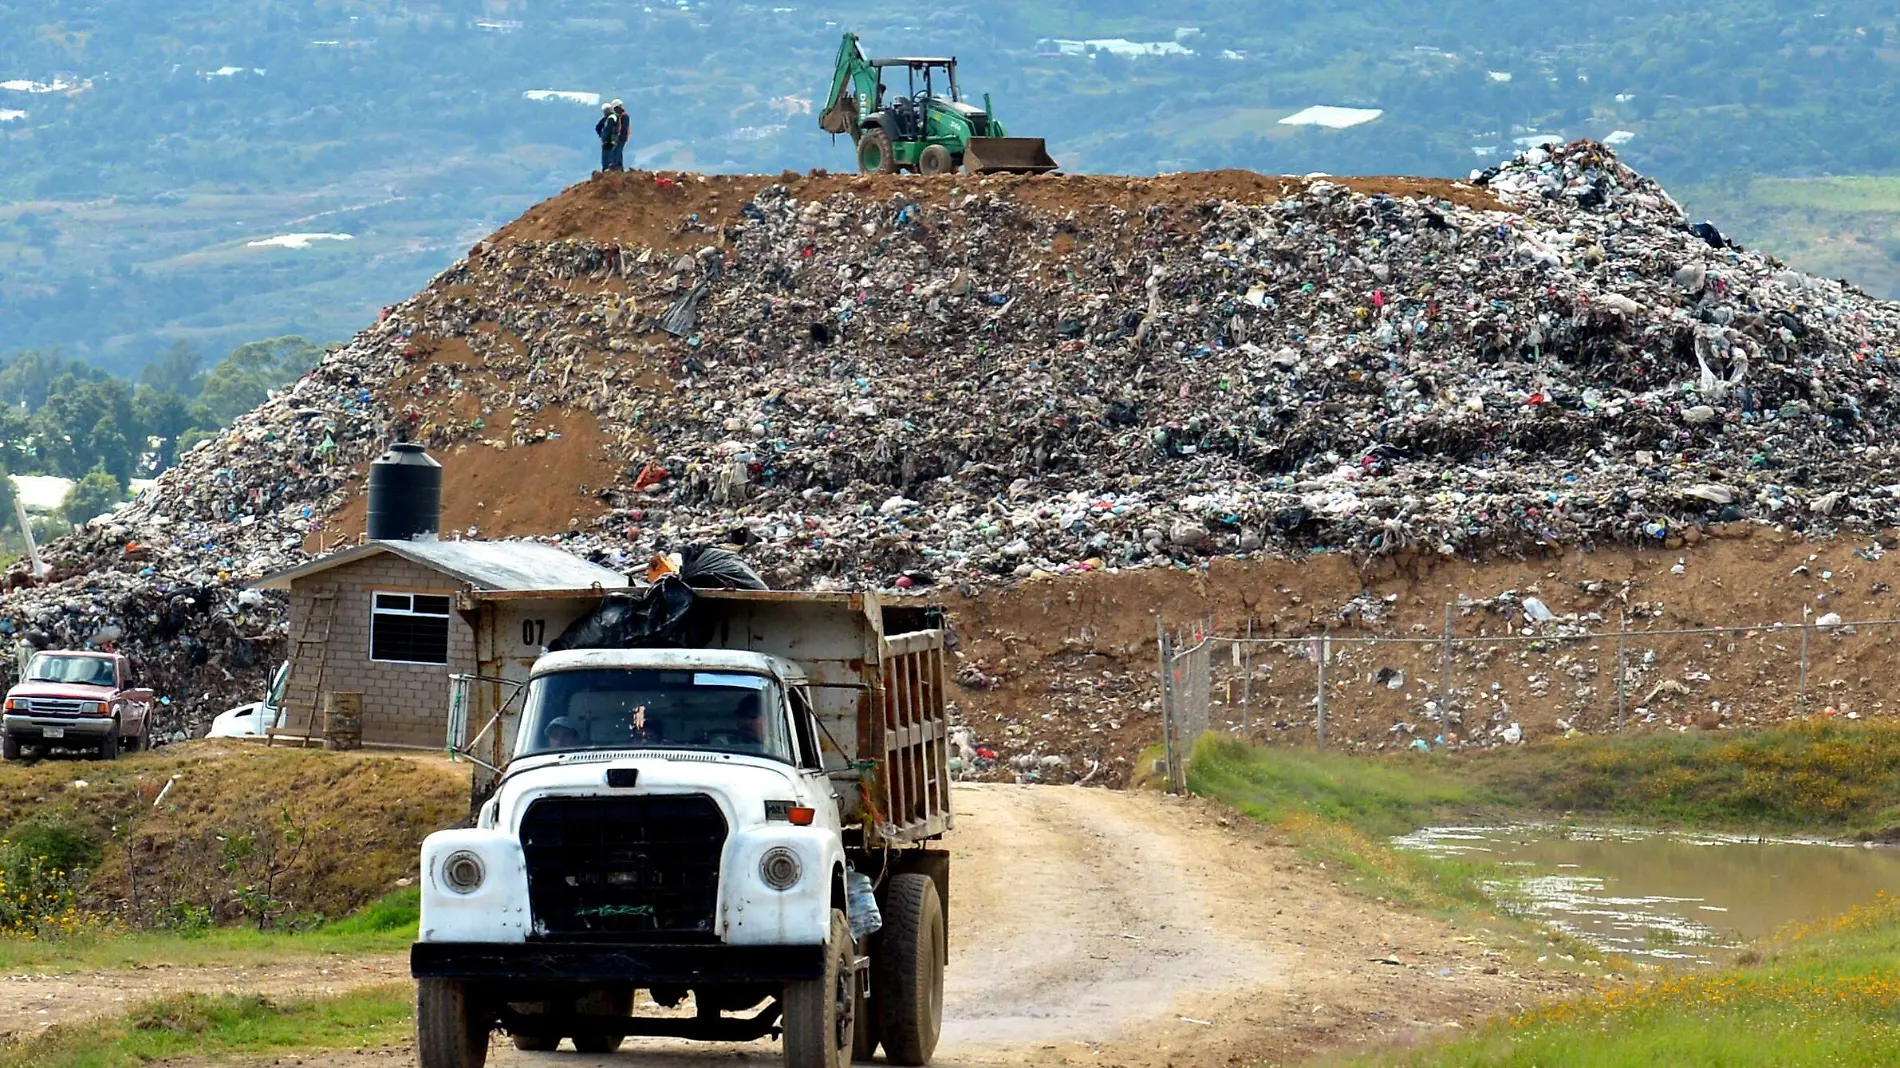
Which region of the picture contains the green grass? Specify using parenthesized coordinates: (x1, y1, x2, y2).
(1745, 175, 1900, 214)
(1335, 896, 1900, 1067)
(0, 986, 414, 1068)
(1186, 737, 1517, 917)
(1462, 720, 1900, 837)
(0, 887, 418, 973)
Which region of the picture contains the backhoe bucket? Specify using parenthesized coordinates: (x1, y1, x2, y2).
(963, 137, 1058, 174)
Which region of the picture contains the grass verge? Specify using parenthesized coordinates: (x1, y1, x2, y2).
(1188, 737, 1507, 912)
(0, 887, 418, 972)
(1336, 895, 1900, 1067)
(0, 986, 413, 1068)
(1461, 720, 1900, 838)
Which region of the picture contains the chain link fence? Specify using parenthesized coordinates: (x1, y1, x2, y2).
(1158, 609, 1900, 791)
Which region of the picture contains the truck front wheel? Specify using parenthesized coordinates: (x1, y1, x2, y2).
(417, 978, 490, 1068)
(876, 874, 945, 1066)
(1, 731, 17, 761)
(784, 909, 855, 1068)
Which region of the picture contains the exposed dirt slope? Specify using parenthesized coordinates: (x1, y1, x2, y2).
(146, 784, 1579, 1068)
(492, 168, 1504, 250)
(946, 527, 1900, 781)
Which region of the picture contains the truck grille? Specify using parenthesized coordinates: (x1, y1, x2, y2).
(520, 794, 727, 941)
(21, 699, 83, 716)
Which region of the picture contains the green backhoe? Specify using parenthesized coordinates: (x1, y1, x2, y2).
(819, 31, 1058, 175)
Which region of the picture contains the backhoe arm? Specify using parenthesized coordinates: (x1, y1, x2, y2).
(820, 31, 877, 138)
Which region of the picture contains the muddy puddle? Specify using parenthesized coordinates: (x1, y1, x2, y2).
(1395, 825, 1900, 967)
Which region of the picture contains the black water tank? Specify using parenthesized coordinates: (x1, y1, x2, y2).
(366, 443, 442, 541)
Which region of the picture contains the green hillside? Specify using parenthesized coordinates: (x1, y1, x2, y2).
(7, 0, 1900, 372)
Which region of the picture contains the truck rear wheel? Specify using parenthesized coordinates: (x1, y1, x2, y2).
(417, 978, 490, 1068)
(876, 874, 944, 1066)
(569, 987, 631, 1054)
(784, 910, 854, 1068)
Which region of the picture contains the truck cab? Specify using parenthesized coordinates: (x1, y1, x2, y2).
(413, 590, 951, 1068)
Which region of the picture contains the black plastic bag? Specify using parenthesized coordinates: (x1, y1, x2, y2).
(679, 544, 769, 590)
(547, 577, 697, 651)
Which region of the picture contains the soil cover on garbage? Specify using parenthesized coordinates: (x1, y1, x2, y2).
(10, 140, 1900, 775)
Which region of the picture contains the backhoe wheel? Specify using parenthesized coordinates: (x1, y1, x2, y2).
(418, 978, 490, 1068)
(918, 145, 954, 176)
(785, 910, 855, 1068)
(570, 987, 631, 1054)
(858, 130, 896, 175)
(876, 875, 944, 1066)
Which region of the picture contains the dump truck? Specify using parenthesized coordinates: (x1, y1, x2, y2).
(819, 30, 1056, 175)
(412, 588, 952, 1068)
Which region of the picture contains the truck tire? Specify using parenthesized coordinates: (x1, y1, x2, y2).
(784, 910, 855, 1068)
(918, 145, 954, 176)
(97, 725, 119, 761)
(417, 978, 490, 1068)
(1, 732, 17, 761)
(510, 1033, 559, 1052)
(858, 130, 896, 175)
(875, 875, 944, 1066)
(569, 987, 630, 1054)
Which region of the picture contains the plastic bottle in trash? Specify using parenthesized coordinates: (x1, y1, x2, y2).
(846, 869, 883, 940)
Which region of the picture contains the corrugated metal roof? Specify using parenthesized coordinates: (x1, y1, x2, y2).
(251, 539, 628, 592)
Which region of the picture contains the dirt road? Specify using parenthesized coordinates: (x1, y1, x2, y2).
(22, 784, 1578, 1066)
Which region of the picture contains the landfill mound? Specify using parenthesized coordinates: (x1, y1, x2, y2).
(10, 140, 1900, 746)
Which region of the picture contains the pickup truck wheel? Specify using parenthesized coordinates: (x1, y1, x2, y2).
(418, 978, 490, 1068)
(97, 725, 120, 761)
(1, 732, 17, 761)
(569, 987, 630, 1054)
(784, 910, 854, 1068)
(875, 875, 944, 1066)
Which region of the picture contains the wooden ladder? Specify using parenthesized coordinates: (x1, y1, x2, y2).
(268, 584, 338, 748)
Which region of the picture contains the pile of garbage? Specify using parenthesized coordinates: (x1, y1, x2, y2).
(11, 140, 1900, 740)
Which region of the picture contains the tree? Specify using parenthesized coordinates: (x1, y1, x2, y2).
(139, 341, 205, 398)
(62, 465, 124, 527)
(197, 336, 326, 426)
(132, 387, 196, 473)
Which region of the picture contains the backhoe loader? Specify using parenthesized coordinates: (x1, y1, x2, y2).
(819, 31, 1057, 175)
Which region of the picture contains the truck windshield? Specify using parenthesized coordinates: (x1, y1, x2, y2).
(25, 655, 115, 686)
(516, 669, 793, 763)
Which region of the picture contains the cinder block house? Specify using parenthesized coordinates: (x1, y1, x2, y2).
(252, 540, 627, 748)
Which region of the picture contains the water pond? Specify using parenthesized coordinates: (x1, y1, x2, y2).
(1395, 825, 1900, 967)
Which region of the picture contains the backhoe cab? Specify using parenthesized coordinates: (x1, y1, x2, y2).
(819, 32, 1056, 176)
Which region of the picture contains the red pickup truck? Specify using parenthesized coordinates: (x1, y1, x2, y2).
(2, 651, 155, 760)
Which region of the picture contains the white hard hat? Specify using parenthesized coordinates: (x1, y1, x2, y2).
(601, 102, 613, 112)
(610, 99, 623, 108)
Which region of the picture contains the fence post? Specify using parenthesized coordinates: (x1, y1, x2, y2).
(1799, 607, 1811, 713)
(1157, 619, 1177, 793)
(1316, 634, 1329, 750)
(1241, 617, 1254, 736)
(1615, 613, 1628, 730)
(1440, 603, 1453, 729)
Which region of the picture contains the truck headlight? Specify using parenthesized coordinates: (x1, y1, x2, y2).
(441, 850, 486, 894)
(760, 847, 802, 891)
(81, 702, 106, 716)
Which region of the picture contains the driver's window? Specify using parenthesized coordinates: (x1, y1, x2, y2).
(789, 686, 822, 771)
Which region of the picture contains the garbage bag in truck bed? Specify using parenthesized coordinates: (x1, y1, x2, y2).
(546, 576, 696, 651)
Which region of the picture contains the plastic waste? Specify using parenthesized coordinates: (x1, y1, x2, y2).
(845, 869, 883, 940)
(547, 577, 697, 651)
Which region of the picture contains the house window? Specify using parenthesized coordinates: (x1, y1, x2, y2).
(370, 593, 452, 665)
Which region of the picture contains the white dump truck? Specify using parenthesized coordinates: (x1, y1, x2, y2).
(412, 589, 952, 1068)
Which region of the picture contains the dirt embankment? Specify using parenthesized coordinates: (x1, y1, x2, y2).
(944, 527, 1900, 781)
(491, 167, 1505, 252)
(0, 743, 466, 928)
